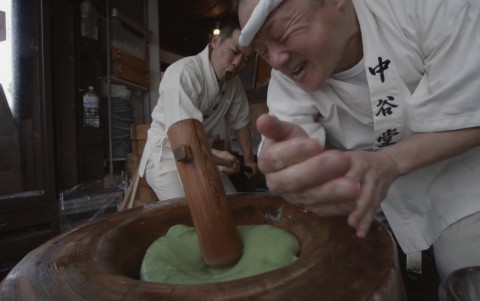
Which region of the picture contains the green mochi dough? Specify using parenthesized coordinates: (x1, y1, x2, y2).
(140, 224, 299, 284)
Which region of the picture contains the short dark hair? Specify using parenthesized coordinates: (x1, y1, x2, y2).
(219, 17, 241, 41)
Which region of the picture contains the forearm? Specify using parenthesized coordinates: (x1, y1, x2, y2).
(380, 127, 480, 176)
(235, 126, 255, 163)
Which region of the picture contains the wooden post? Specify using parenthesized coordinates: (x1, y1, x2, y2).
(167, 119, 242, 267)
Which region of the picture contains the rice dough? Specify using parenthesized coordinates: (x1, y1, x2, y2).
(140, 224, 299, 284)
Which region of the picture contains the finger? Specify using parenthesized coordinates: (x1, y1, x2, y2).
(352, 208, 376, 238)
(265, 150, 352, 194)
(212, 150, 237, 167)
(213, 156, 235, 167)
(217, 166, 229, 174)
(218, 158, 240, 174)
(282, 177, 361, 207)
(242, 164, 257, 179)
(257, 114, 309, 142)
(347, 175, 378, 237)
(218, 165, 239, 175)
(304, 201, 357, 216)
(259, 137, 324, 173)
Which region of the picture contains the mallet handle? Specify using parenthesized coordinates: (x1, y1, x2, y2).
(168, 119, 242, 267)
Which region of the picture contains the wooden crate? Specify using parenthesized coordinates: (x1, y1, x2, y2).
(130, 123, 150, 140)
(125, 123, 157, 205)
(111, 48, 149, 87)
(112, 62, 149, 87)
(111, 48, 148, 71)
(132, 139, 146, 156)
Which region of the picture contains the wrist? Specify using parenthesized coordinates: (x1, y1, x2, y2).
(379, 148, 405, 176)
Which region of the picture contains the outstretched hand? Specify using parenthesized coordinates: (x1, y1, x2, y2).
(257, 114, 361, 217)
(257, 114, 402, 237)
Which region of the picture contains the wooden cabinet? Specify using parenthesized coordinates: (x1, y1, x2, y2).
(104, 2, 152, 176)
(0, 0, 59, 279)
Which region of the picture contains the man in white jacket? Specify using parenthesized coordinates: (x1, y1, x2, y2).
(234, 0, 480, 298)
(139, 20, 257, 201)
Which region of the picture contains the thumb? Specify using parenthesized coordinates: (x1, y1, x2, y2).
(256, 114, 308, 142)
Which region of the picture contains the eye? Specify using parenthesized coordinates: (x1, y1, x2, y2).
(231, 47, 242, 55)
(275, 29, 288, 43)
(256, 46, 268, 59)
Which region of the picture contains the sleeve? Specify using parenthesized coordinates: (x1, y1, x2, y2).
(224, 77, 251, 131)
(409, 0, 480, 132)
(161, 63, 205, 130)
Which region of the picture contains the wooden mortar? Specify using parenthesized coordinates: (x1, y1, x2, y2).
(0, 194, 406, 300)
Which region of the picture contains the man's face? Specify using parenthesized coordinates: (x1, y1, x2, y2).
(238, 0, 356, 92)
(210, 29, 255, 82)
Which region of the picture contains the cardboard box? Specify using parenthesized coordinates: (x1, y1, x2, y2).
(112, 61, 149, 87)
(111, 48, 148, 72)
(124, 153, 139, 178)
(132, 139, 147, 155)
(130, 124, 150, 140)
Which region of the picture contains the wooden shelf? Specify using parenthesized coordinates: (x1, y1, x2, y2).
(102, 75, 148, 91)
(111, 8, 152, 41)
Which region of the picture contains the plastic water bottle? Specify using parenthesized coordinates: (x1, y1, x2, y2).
(80, 0, 98, 40)
(83, 86, 100, 128)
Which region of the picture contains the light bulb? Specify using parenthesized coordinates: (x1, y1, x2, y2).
(213, 22, 221, 36)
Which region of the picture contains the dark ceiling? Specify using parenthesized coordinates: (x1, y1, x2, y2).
(159, 0, 233, 34)
(158, 0, 235, 57)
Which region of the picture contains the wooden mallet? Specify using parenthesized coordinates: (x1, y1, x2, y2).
(167, 119, 243, 268)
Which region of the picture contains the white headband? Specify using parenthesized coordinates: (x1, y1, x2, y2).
(238, 0, 285, 46)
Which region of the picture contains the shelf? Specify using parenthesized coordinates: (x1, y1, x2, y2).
(104, 157, 126, 162)
(104, 1, 151, 176)
(111, 8, 153, 41)
(102, 76, 148, 91)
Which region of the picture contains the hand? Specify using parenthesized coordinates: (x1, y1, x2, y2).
(211, 148, 240, 175)
(345, 150, 400, 238)
(242, 161, 258, 179)
(257, 114, 361, 216)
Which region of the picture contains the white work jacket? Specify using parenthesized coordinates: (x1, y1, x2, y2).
(139, 46, 250, 178)
(264, 0, 480, 254)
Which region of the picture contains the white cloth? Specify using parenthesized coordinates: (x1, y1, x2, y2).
(263, 0, 480, 254)
(331, 58, 368, 89)
(238, 0, 285, 46)
(139, 46, 251, 200)
(144, 169, 237, 201)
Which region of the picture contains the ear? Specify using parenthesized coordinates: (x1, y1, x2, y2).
(211, 34, 221, 50)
